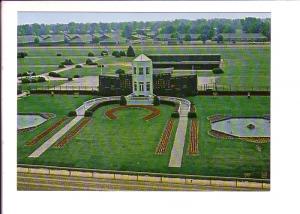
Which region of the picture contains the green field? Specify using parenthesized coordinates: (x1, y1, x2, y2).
(17, 80, 67, 91)
(18, 45, 270, 89)
(17, 95, 270, 179)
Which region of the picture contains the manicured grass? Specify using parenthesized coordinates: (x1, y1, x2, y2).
(180, 96, 270, 178)
(17, 95, 270, 179)
(17, 56, 95, 66)
(59, 65, 131, 78)
(18, 103, 178, 172)
(18, 66, 58, 75)
(18, 46, 270, 89)
(17, 95, 94, 159)
(18, 80, 67, 91)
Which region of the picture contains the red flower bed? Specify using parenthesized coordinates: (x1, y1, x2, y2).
(26, 117, 68, 146)
(156, 119, 174, 154)
(105, 105, 160, 121)
(188, 119, 199, 155)
(55, 117, 91, 148)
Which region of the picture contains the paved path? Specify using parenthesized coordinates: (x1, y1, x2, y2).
(28, 96, 120, 157)
(29, 116, 83, 158)
(160, 97, 191, 168)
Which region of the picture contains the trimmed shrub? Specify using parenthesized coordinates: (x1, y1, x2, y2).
(17, 52, 28, 58)
(188, 112, 197, 118)
(37, 76, 46, 82)
(120, 95, 127, 106)
(126, 46, 135, 57)
(49, 72, 61, 77)
(68, 77, 73, 81)
(153, 95, 160, 106)
(31, 78, 37, 83)
(58, 64, 65, 68)
(73, 74, 80, 78)
(17, 73, 22, 77)
(97, 64, 104, 68)
(84, 110, 93, 117)
(88, 52, 95, 57)
(115, 69, 125, 75)
(112, 51, 120, 57)
(120, 50, 126, 56)
(101, 50, 108, 56)
(56, 53, 62, 56)
(68, 111, 77, 117)
(62, 59, 74, 65)
(212, 68, 224, 74)
(17, 89, 22, 95)
(86, 58, 97, 65)
(22, 72, 29, 76)
(171, 112, 180, 118)
(21, 78, 30, 84)
(75, 64, 82, 68)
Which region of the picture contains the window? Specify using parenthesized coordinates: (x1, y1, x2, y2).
(139, 82, 144, 91)
(134, 82, 137, 91)
(139, 67, 143, 75)
(133, 67, 137, 74)
(146, 67, 150, 74)
(146, 82, 150, 91)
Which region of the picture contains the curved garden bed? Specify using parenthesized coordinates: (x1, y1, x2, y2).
(105, 105, 161, 121)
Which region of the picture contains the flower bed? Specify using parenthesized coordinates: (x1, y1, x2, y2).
(26, 116, 68, 146)
(55, 117, 91, 148)
(188, 119, 199, 155)
(105, 105, 160, 121)
(207, 114, 228, 123)
(208, 130, 270, 143)
(156, 119, 174, 154)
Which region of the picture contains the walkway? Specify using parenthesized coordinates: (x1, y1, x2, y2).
(29, 96, 120, 157)
(160, 97, 191, 168)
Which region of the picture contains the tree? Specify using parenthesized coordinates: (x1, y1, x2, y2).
(34, 37, 39, 44)
(92, 36, 100, 44)
(216, 34, 224, 43)
(184, 34, 192, 41)
(153, 96, 160, 106)
(121, 24, 133, 39)
(126, 46, 135, 57)
(115, 69, 125, 75)
(120, 95, 127, 106)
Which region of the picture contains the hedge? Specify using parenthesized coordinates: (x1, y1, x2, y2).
(120, 95, 127, 105)
(148, 54, 221, 62)
(68, 111, 77, 117)
(84, 110, 93, 117)
(188, 112, 197, 118)
(88, 52, 95, 57)
(75, 64, 82, 68)
(153, 96, 160, 106)
(171, 112, 180, 118)
(17, 52, 28, 58)
(49, 72, 61, 77)
(212, 68, 224, 74)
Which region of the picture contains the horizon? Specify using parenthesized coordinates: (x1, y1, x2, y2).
(18, 12, 271, 25)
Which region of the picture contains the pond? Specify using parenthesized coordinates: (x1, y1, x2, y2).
(17, 114, 48, 130)
(211, 118, 270, 137)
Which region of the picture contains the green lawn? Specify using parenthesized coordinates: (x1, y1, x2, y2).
(18, 66, 58, 75)
(59, 65, 132, 78)
(18, 80, 67, 91)
(17, 56, 95, 66)
(17, 95, 94, 160)
(18, 46, 270, 89)
(17, 95, 270, 179)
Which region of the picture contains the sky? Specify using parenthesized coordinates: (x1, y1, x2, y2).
(18, 12, 270, 25)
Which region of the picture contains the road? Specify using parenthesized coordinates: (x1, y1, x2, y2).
(17, 173, 263, 191)
(18, 44, 270, 49)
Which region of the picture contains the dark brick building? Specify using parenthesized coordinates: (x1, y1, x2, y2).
(99, 73, 197, 97)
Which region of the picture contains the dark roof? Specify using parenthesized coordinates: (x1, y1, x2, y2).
(220, 33, 267, 39)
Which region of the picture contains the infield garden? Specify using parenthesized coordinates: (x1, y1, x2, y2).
(18, 94, 270, 179)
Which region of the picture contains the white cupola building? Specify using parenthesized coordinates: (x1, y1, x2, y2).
(126, 54, 154, 105)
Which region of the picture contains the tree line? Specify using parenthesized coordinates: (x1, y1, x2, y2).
(18, 17, 270, 40)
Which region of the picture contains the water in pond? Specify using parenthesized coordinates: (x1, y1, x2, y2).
(17, 115, 47, 130)
(211, 118, 270, 137)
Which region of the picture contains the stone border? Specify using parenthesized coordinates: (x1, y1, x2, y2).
(207, 115, 270, 143)
(17, 166, 270, 190)
(17, 112, 56, 133)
